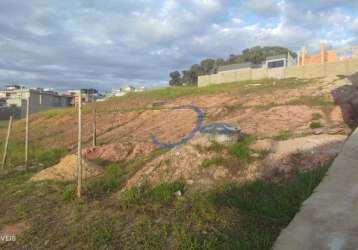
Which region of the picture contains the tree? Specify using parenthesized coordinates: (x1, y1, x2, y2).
(168, 46, 297, 86)
(169, 71, 182, 86)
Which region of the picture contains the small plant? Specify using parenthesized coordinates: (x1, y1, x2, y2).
(63, 184, 76, 202)
(228, 137, 253, 163)
(311, 112, 322, 120)
(85, 164, 123, 195)
(121, 186, 147, 202)
(201, 157, 225, 168)
(121, 181, 184, 203)
(273, 130, 293, 141)
(149, 181, 184, 202)
(207, 141, 225, 153)
(310, 121, 323, 129)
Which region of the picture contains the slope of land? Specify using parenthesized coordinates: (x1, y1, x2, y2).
(1, 74, 358, 249)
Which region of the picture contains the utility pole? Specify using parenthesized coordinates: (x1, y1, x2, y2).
(25, 95, 30, 170)
(77, 91, 83, 198)
(1, 116, 13, 170)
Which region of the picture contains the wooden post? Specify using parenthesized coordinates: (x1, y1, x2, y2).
(92, 103, 96, 147)
(1, 116, 13, 170)
(77, 91, 83, 198)
(25, 96, 30, 170)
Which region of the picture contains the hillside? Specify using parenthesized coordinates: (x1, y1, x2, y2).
(1, 75, 358, 249)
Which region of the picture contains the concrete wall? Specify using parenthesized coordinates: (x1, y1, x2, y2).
(198, 58, 358, 87)
(0, 107, 22, 120)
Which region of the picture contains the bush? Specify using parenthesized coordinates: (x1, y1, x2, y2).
(310, 121, 323, 129)
(228, 137, 253, 163)
(63, 184, 76, 202)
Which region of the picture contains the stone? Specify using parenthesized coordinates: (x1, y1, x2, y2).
(200, 123, 241, 144)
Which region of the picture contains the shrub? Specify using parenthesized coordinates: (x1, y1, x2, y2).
(310, 121, 323, 129)
(63, 184, 76, 202)
(228, 137, 253, 163)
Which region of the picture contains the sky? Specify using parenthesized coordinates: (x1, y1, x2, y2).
(0, 0, 357, 91)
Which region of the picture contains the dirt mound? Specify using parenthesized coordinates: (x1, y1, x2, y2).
(31, 154, 103, 182)
(262, 135, 347, 181)
(83, 142, 155, 162)
(123, 135, 238, 191)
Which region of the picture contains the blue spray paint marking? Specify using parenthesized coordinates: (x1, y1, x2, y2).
(150, 105, 203, 148)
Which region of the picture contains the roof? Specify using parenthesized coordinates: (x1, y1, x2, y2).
(266, 54, 288, 61)
(217, 62, 261, 72)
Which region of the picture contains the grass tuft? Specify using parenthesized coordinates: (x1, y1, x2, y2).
(309, 121, 323, 129)
(273, 130, 293, 141)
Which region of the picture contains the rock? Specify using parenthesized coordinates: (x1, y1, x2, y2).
(327, 128, 345, 135)
(313, 128, 324, 135)
(200, 123, 241, 144)
(250, 139, 273, 152)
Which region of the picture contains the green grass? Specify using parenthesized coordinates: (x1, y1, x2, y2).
(310, 121, 323, 129)
(228, 137, 253, 164)
(201, 157, 226, 168)
(273, 130, 293, 141)
(0, 164, 328, 250)
(122, 181, 185, 203)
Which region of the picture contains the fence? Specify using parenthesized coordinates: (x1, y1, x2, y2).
(198, 58, 358, 87)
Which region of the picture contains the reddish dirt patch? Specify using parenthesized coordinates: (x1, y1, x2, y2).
(0, 222, 28, 239)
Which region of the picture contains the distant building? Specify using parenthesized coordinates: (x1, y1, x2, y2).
(107, 85, 145, 99)
(298, 43, 338, 66)
(217, 62, 262, 73)
(265, 53, 296, 68)
(0, 85, 71, 120)
(65, 88, 98, 106)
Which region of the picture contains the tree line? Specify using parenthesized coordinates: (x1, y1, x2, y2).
(169, 46, 297, 86)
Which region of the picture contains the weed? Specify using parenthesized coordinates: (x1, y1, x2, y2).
(85, 163, 123, 196)
(63, 184, 76, 202)
(122, 181, 184, 203)
(201, 157, 225, 168)
(273, 130, 293, 141)
(228, 137, 253, 163)
(310, 121, 323, 129)
(149, 181, 184, 202)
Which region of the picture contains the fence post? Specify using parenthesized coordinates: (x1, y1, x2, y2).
(92, 103, 96, 147)
(25, 96, 30, 170)
(1, 116, 13, 170)
(77, 91, 83, 198)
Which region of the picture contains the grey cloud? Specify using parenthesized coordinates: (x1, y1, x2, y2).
(0, 0, 357, 90)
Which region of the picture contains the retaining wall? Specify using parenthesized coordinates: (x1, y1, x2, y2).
(198, 58, 358, 87)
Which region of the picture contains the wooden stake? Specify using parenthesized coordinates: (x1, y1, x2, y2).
(92, 103, 96, 147)
(77, 91, 83, 198)
(25, 96, 29, 170)
(1, 116, 13, 170)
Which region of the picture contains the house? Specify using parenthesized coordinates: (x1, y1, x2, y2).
(264, 53, 296, 68)
(0, 85, 71, 120)
(217, 62, 262, 73)
(298, 43, 338, 66)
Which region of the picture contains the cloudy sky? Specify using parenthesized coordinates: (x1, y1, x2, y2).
(0, 0, 357, 90)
